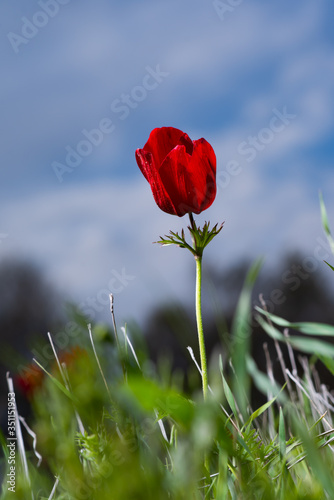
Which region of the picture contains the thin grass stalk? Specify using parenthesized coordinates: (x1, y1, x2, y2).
(88, 323, 112, 400)
(109, 293, 127, 379)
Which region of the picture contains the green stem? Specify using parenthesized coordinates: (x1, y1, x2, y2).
(189, 213, 210, 479)
(195, 256, 208, 400)
(195, 256, 211, 480)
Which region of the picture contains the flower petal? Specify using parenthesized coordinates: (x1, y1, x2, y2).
(189, 138, 217, 211)
(159, 139, 216, 216)
(159, 145, 200, 216)
(135, 148, 177, 215)
(142, 127, 187, 167)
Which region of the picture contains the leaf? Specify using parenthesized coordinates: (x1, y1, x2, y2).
(231, 258, 263, 418)
(319, 191, 334, 255)
(256, 316, 334, 358)
(219, 355, 238, 416)
(291, 412, 334, 497)
(121, 375, 194, 430)
(278, 407, 286, 460)
(255, 307, 334, 336)
(155, 230, 195, 254)
(243, 394, 279, 433)
(187, 220, 224, 256)
(216, 446, 228, 499)
(246, 356, 287, 403)
(33, 359, 78, 403)
(318, 355, 334, 376)
(324, 260, 334, 272)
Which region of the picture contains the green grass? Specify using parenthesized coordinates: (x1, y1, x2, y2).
(2, 279, 334, 499)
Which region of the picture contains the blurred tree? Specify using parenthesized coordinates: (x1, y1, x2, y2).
(0, 258, 65, 427)
(144, 303, 198, 391)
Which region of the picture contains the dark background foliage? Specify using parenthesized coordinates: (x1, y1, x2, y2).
(2, 253, 333, 428)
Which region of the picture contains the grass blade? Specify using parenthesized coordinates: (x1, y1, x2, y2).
(231, 258, 263, 419)
(319, 191, 334, 255)
(255, 307, 334, 336)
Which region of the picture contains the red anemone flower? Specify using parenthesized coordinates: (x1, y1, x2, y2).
(16, 346, 87, 399)
(135, 127, 217, 217)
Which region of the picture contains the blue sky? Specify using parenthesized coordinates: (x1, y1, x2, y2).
(1, 0, 334, 326)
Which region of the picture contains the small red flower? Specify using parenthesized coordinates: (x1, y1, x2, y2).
(16, 346, 87, 399)
(16, 364, 44, 397)
(136, 127, 217, 217)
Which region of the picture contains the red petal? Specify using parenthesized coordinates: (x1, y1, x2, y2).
(142, 127, 187, 167)
(189, 138, 217, 211)
(178, 132, 194, 155)
(135, 148, 154, 183)
(159, 145, 198, 216)
(135, 148, 177, 215)
(159, 139, 216, 216)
